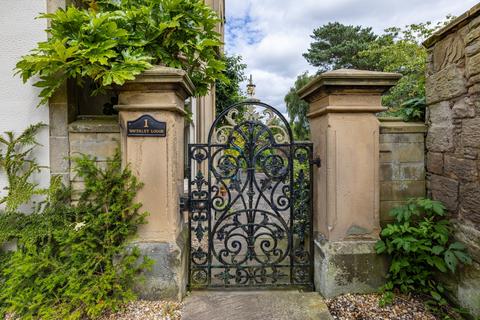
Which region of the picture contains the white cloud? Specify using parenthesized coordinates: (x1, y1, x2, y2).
(225, 0, 479, 114)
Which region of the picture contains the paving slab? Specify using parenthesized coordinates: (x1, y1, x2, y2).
(182, 290, 332, 320)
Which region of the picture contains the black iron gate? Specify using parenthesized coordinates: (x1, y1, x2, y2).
(187, 101, 315, 289)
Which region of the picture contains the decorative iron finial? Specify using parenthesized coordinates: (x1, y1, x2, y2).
(246, 74, 256, 98)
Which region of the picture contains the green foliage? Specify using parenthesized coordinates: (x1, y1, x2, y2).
(0, 141, 151, 319)
(388, 97, 427, 122)
(215, 54, 247, 116)
(376, 198, 472, 318)
(285, 72, 314, 140)
(15, 0, 227, 106)
(359, 22, 440, 113)
(0, 123, 48, 212)
(303, 22, 381, 72)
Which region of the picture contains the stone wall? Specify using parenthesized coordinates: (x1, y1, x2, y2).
(424, 4, 480, 317)
(68, 116, 120, 199)
(379, 119, 426, 226)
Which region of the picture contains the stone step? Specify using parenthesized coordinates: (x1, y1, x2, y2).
(182, 290, 332, 320)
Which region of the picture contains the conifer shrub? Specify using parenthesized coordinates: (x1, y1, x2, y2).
(0, 125, 151, 319)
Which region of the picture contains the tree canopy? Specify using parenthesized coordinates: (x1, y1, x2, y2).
(215, 54, 247, 116)
(303, 22, 381, 72)
(285, 72, 314, 140)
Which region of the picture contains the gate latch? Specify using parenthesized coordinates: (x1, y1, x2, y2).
(179, 194, 190, 213)
(310, 157, 321, 168)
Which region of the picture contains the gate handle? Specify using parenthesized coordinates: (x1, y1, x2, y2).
(310, 157, 321, 168)
(179, 194, 189, 213)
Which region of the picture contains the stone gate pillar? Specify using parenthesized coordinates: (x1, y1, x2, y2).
(298, 69, 401, 298)
(116, 66, 194, 300)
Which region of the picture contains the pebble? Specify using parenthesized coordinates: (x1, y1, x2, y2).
(326, 293, 439, 320)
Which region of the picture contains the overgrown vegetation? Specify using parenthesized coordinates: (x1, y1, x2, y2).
(0, 125, 151, 319)
(15, 0, 227, 106)
(375, 198, 472, 318)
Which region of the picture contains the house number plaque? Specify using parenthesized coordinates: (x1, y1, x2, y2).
(127, 115, 166, 137)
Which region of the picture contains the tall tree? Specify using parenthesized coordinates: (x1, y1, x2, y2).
(303, 22, 381, 72)
(285, 72, 314, 140)
(215, 54, 247, 115)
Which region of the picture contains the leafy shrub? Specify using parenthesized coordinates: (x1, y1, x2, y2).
(15, 0, 227, 106)
(0, 123, 48, 212)
(375, 198, 472, 316)
(0, 126, 151, 319)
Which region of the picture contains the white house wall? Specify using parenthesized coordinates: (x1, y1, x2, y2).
(0, 1, 50, 204)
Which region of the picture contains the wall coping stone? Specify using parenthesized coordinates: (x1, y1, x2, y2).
(115, 66, 195, 98)
(379, 118, 427, 133)
(69, 116, 120, 133)
(298, 69, 401, 103)
(423, 3, 480, 48)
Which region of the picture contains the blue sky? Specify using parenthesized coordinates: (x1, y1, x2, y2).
(224, 0, 479, 116)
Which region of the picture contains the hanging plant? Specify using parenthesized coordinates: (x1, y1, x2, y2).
(15, 0, 227, 106)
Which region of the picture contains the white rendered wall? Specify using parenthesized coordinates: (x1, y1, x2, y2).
(0, 1, 50, 206)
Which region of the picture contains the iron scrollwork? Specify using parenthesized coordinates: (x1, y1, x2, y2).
(187, 101, 314, 289)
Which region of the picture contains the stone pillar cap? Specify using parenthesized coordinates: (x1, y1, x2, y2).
(298, 69, 401, 103)
(117, 65, 195, 98)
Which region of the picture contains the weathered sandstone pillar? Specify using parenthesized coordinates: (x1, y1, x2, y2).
(116, 66, 194, 300)
(299, 69, 401, 298)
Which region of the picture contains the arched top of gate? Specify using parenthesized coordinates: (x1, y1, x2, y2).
(208, 100, 294, 145)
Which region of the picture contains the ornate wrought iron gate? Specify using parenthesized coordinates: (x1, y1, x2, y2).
(187, 101, 314, 289)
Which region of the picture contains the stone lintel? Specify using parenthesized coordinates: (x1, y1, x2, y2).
(298, 69, 401, 104)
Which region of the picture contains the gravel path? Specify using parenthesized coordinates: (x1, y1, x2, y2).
(326, 293, 438, 320)
(100, 301, 181, 320)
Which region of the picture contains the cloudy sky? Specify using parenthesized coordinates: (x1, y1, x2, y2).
(225, 0, 478, 115)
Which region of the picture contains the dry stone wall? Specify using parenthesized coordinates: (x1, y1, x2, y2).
(424, 5, 480, 316)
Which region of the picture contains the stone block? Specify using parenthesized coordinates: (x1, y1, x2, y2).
(462, 117, 480, 148)
(132, 236, 188, 300)
(444, 155, 478, 182)
(49, 103, 69, 137)
(379, 132, 424, 143)
(380, 163, 395, 181)
(49, 136, 70, 174)
(460, 183, 480, 224)
(426, 65, 467, 104)
(432, 33, 464, 71)
(398, 163, 425, 180)
(452, 97, 475, 118)
(465, 40, 480, 57)
(430, 174, 459, 211)
(314, 240, 388, 299)
(426, 152, 444, 174)
(379, 150, 392, 163)
(380, 181, 425, 201)
(382, 143, 424, 163)
(428, 101, 453, 124)
(466, 25, 480, 45)
(466, 52, 480, 78)
(69, 132, 120, 161)
(426, 125, 454, 153)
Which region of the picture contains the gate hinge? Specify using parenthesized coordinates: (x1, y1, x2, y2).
(310, 157, 321, 168)
(179, 194, 190, 213)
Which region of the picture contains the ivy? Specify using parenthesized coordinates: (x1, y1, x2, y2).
(0, 126, 152, 319)
(15, 0, 227, 106)
(375, 198, 472, 318)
